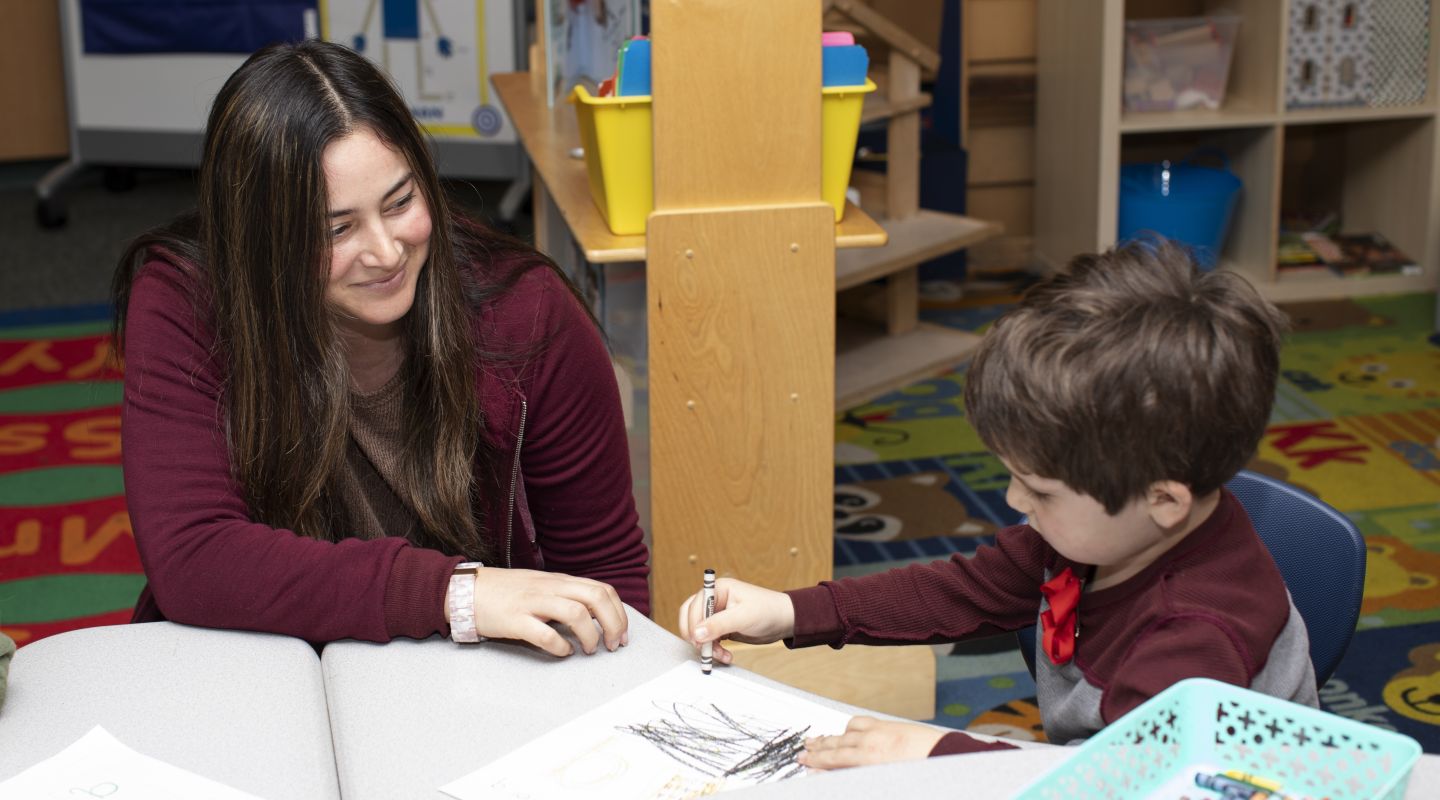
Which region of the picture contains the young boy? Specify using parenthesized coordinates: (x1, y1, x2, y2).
(680, 240, 1317, 769)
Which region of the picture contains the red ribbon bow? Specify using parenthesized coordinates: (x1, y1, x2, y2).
(1039, 567, 1082, 666)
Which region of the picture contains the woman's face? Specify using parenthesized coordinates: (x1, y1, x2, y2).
(321, 127, 432, 340)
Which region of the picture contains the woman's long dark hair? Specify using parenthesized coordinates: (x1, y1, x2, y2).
(113, 40, 565, 561)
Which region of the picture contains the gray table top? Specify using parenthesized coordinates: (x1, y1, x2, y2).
(319, 606, 971, 799)
(0, 621, 340, 800)
(3, 615, 1437, 799)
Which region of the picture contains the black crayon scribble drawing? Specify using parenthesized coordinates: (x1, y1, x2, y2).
(617, 702, 811, 783)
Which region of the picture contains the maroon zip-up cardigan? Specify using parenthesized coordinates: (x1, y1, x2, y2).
(121, 253, 650, 643)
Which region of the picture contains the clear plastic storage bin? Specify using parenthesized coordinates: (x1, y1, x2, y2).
(1124, 15, 1241, 112)
(1016, 678, 1421, 800)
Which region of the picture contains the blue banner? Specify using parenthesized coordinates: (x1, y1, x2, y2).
(81, 0, 316, 55)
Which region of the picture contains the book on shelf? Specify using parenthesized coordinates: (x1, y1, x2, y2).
(1289, 231, 1421, 278)
(1278, 231, 1324, 270)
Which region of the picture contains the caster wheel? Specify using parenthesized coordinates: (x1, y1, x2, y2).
(353, 34, 367, 51)
(103, 166, 137, 193)
(438, 37, 453, 57)
(36, 198, 67, 229)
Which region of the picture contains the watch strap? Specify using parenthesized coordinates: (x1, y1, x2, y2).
(447, 561, 483, 643)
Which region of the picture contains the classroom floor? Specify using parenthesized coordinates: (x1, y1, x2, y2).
(835, 287, 1440, 752)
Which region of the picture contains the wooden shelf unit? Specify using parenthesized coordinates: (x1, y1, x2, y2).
(490, 2, 999, 716)
(495, 64, 998, 410)
(492, 72, 889, 263)
(836, 320, 981, 411)
(497, 2, 929, 631)
(1036, 0, 1440, 301)
(823, 0, 1003, 408)
(496, 0, 1005, 411)
(836, 210, 1000, 290)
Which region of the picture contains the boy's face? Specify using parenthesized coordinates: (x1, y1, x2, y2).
(1000, 459, 1170, 580)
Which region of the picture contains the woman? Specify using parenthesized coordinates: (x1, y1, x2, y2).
(112, 40, 649, 656)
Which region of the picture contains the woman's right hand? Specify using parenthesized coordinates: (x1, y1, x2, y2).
(470, 567, 628, 657)
(676, 577, 796, 667)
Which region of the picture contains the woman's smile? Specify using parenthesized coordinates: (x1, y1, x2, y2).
(356, 266, 406, 292)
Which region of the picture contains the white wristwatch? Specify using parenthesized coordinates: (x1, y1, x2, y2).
(447, 561, 483, 643)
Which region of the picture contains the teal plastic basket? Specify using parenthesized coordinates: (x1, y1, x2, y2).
(1015, 679, 1421, 800)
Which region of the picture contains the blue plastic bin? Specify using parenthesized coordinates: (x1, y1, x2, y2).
(1118, 154, 1242, 269)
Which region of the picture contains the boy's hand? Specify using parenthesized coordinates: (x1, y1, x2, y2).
(798, 717, 946, 771)
(676, 577, 796, 666)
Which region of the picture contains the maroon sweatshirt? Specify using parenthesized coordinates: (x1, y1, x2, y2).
(121, 254, 650, 643)
(787, 490, 1316, 755)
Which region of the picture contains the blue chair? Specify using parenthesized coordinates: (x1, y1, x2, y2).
(1016, 469, 1366, 688)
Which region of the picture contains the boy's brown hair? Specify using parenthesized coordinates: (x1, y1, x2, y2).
(964, 239, 1289, 514)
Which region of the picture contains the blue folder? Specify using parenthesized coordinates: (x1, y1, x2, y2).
(823, 44, 869, 87)
(616, 38, 651, 96)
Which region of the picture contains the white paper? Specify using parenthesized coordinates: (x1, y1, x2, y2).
(442, 663, 854, 799)
(0, 726, 265, 799)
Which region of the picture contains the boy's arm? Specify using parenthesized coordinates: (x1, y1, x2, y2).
(1101, 615, 1252, 723)
(786, 525, 1047, 648)
(799, 716, 1017, 771)
(929, 731, 1019, 756)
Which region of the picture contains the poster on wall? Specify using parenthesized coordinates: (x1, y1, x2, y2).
(542, 0, 641, 106)
(321, 0, 516, 142)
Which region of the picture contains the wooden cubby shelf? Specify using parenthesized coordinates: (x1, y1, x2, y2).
(1038, 0, 1440, 302)
(836, 210, 1001, 290)
(1283, 104, 1439, 125)
(1120, 109, 1277, 133)
(833, 211, 999, 408)
(860, 92, 933, 125)
(836, 320, 981, 411)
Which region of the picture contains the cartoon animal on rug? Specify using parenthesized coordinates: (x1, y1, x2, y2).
(1278, 298, 1391, 334)
(1330, 352, 1440, 401)
(1384, 643, 1440, 725)
(835, 410, 908, 463)
(1363, 537, 1440, 616)
(835, 472, 996, 543)
(967, 697, 1048, 743)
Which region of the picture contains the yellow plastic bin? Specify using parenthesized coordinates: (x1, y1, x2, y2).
(819, 80, 876, 222)
(570, 87, 654, 236)
(570, 78, 877, 235)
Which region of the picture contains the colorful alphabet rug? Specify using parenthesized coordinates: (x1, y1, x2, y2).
(0, 305, 139, 648)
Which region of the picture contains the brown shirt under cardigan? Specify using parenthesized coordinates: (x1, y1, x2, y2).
(338, 370, 419, 542)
